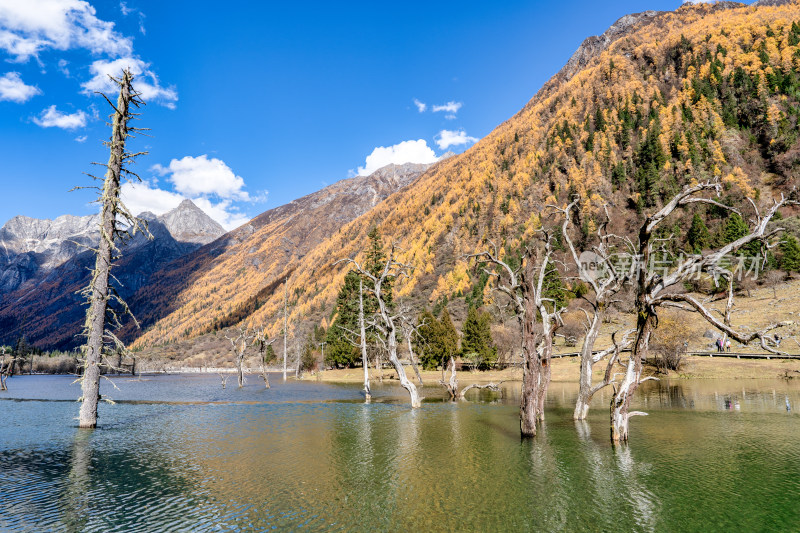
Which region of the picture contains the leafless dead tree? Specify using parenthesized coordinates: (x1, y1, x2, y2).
(0, 347, 13, 391)
(358, 278, 372, 401)
(459, 381, 507, 400)
(254, 326, 277, 388)
(468, 232, 565, 438)
(554, 200, 634, 420)
(77, 69, 150, 429)
(225, 325, 255, 388)
(218, 373, 228, 389)
(439, 356, 458, 400)
(398, 303, 425, 386)
(338, 244, 421, 407)
(610, 182, 796, 443)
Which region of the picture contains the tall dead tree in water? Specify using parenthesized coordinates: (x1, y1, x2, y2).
(0, 347, 13, 391)
(226, 325, 254, 388)
(254, 327, 277, 388)
(610, 182, 796, 443)
(555, 201, 633, 420)
(358, 278, 371, 401)
(78, 69, 148, 429)
(338, 245, 421, 407)
(469, 234, 565, 437)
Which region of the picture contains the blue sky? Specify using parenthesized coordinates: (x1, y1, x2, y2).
(0, 0, 718, 229)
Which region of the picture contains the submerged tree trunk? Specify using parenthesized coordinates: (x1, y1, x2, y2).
(440, 356, 458, 400)
(610, 312, 653, 443)
(359, 279, 371, 401)
(535, 335, 553, 423)
(386, 324, 421, 408)
(406, 334, 423, 386)
(574, 313, 602, 420)
(519, 293, 541, 437)
(79, 71, 136, 429)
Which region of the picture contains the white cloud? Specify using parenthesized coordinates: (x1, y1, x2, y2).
(81, 56, 177, 107)
(120, 179, 251, 230)
(121, 180, 185, 216)
(0, 71, 41, 102)
(74, 134, 87, 142)
(435, 129, 478, 150)
(57, 58, 69, 76)
(156, 155, 249, 200)
(119, 2, 132, 16)
(32, 104, 87, 129)
(357, 139, 439, 176)
(0, 0, 132, 62)
(413, 98, 426, 112)
(192, 197, 249, 230)
(432, 101, 462, 114)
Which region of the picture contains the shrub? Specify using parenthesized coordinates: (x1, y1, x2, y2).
(649, 310, 691, 373)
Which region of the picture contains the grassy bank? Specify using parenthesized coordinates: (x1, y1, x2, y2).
(306, 356, 800, 385)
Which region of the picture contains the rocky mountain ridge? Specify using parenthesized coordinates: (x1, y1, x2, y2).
(0, 200, 225, 295)
(0, 199, 225, 348)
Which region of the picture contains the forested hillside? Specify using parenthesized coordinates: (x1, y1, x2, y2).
(132, 1, 800, 350)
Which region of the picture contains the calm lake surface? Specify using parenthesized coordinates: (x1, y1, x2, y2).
(1, 374, 798, 532)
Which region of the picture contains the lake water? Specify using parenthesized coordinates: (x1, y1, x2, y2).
(1, 374, 799, 532)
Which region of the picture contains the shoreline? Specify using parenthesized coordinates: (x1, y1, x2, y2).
(302, 356, 800, 384)
(8, 356, 800, 382)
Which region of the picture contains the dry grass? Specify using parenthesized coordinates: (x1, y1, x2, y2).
(310, 352, 800, 385)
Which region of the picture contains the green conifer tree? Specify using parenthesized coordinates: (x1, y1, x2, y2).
(325, 270, 361, 367)
(779, 234, 800, 274)
(687, 213, 711, 253)
(460, 307, 497, 370)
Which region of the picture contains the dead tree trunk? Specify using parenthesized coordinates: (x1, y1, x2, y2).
(339, 244, 421, 407)
(574, 313, 601, 420)
(79, 69, 147, 429)
(439, 356, 458, 400)
(610, 182, 795, 443)
(254, 328, 276, 389)
(359, 279, 371, 401)
(519, 272, 541, 436)
(226, 326, 253, 388)
(469, 236, 564, 438)
(0, 350, 11, 391)
(399, 306, 424, 386)
(554, 200, 633, 420)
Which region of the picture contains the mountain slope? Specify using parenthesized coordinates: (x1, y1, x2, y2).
(129, 1, 800, 348)
(120, 161, 439, 345)
(0, 200, 225, 348)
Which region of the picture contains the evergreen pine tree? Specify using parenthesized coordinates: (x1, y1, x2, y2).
(687, 213, 711, 253)
(723, 213, 760, 256)
(543, 260, 568, 309)
(439, 308, 459, 364)
(779, 235, 800, 274)
(365, 227, 391, 308)
(460, 307, 497, 370)
(325, 270, 361, 367)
